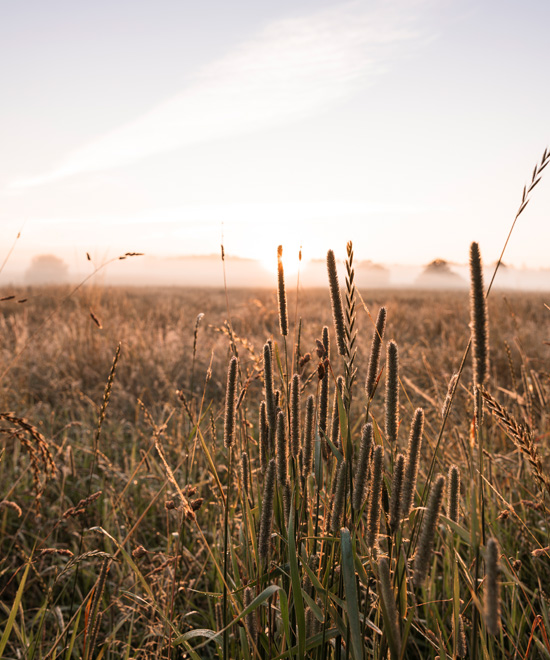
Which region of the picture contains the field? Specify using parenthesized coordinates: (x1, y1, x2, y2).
(0, 266, 549, 659)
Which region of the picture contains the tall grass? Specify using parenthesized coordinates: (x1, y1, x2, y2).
(0, 149, 549, 658)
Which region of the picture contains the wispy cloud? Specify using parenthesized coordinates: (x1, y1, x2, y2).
(14, 1, 426, 187)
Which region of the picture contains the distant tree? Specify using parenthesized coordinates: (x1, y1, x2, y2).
(416, 259, 463, 288)
(25, 254, 69, 284)
(423, 259, 455, 275)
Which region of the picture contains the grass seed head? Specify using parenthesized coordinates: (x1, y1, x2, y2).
(389, 453, 405, 534)
(277, 245, 288, 336)
(353, 423, 373, 512)
(259, 400, 269, 474)
(223, 356, 238, 449)
(241, 451, 249, 498)
(258, 459, 276, 565)
(302, 394, 315, 477)
(400, 408, 424, 519)
(447, 464, 460, 524)
(413, 474, 445, 587)
(276, 410, 288, 487)
(367, 445, 384, 549)
(330, 459, 347, 535)
(290, 373, 301, 456)
(366, 306, 387, 401)
(385, 340, 399, 445)
(327, 250, 347, 356)
(484, 537, 501, 635)
(469, 242, 489, 425)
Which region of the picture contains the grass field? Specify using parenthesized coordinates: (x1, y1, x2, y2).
(0, 262, 549, 658)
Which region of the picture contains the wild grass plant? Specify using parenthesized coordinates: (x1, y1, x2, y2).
(0, 150, 550, 658)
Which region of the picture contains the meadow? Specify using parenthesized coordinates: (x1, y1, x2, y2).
(0, 242, 549, 660)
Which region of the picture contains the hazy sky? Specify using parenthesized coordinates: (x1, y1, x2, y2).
(1, 0, 550, 276)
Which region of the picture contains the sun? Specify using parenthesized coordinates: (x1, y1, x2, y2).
(255, 242, 304, 278)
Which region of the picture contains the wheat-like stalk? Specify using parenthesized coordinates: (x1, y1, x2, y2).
(481, 389, 550, 495)
(343, 240, 358, 402)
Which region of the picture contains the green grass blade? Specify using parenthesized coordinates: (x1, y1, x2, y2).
(174, 584, 282, 650)
(0, 561, 31, 657)
(288, 492, 306, 659)
(279, 588, 292, 655)
(340, 528, 363, 659)
(64, 607, 83, 660)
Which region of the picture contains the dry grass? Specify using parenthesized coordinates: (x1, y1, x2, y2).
(0, 279, 549, 658)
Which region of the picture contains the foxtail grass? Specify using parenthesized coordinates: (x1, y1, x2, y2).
(400, 408, 424, 519)
(258, 458, 276, 565)
(259, 400, 268, 474)
(413, 474, 445, 586)
(389, 453, 405, 534)
(302, 394, 314, 476)
(290, 373, 301, 457)
(365, 306, 387, 402)
(330, 459, 347, 535)
(327, 249, 347, 357)
(352, 423, 373, 513)
(277, 245, 288, 337)
(447, 464, 460, 523)
(385, 340, 399, 446)
(366, 445, 384, 549)
(484, 537, 501, 635)
(469, 242, 489, 426)
(276, 410, 288, 487)
(223, 356, 238, 449)
(318, 327, 330, 461)
(263, 341, 277, 452)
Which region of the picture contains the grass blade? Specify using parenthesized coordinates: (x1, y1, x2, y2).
(288, 491, 306, 659)
(340, 528, 362, 659)
(0, 561, 31, 657)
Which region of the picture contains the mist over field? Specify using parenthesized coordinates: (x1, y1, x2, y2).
(4, 252, 550, 291)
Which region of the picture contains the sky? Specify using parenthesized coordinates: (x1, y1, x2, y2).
(1, 0, 550, 282)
